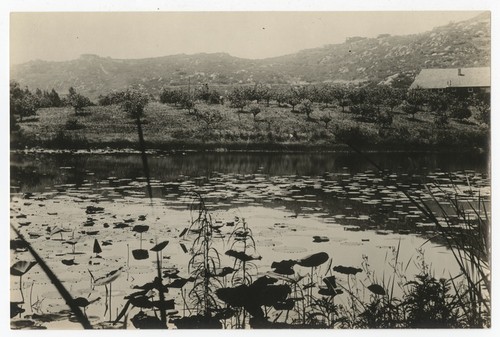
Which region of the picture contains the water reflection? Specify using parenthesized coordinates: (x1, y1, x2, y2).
(11, 151, 489, 193)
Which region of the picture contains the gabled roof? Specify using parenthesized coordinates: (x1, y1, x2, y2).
(409, 67, 490, 89)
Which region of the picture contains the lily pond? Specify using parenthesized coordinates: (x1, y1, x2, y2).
(10, 150, 490, 329)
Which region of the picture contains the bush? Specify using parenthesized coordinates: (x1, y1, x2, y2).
(297, 99, 314, 118)
(434, 111, 449, 127)
(65, 118, 85, 130)
(248, 104, 261, 121)
(351, 104, 377, 122)
(48, 130, 88, 149)
(334, 126, 372, 146)
(401, 102, 419, 119)
(376, 111, 393, 128)
(450, 101, 472, 120)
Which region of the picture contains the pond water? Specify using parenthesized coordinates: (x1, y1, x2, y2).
(10, 151, 490, 329)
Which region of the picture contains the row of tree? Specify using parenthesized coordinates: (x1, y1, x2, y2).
(156, 82, 490, 125)
(10, 82, 95, 127)
(11, 81, 490, 132)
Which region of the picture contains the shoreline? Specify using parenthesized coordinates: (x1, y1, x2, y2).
(10, 143, 488, 156)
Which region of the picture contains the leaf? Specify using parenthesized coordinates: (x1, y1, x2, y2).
(132, 225, 149, 233)
(132, 249, 149, 260)
(323, 275, 337, 290)
(225, 249, 261, 262)
(166, 277, 191, 288)
(150, 241, 169, 252)
(179, 243, 188, 254)
(10, 261, 37, 276)
(131, 311, 165, 329)
(367, 284, 386, 296)
(296, 252, 329, 267)
(93, 239, 102, 254)
(94, 267, 123, 286)
(62, 259, 78, 266)
(11, 302, 25, 318)
(333, 265, 363, 275)
(179, 228, 188, 237)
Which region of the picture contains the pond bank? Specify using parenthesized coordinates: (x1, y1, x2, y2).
(10, 141, 488, 155)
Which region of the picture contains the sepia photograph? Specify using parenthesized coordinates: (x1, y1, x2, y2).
(5, 3, 494, 331)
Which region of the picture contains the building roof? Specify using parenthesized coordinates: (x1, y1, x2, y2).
(409, 67, 490, 89)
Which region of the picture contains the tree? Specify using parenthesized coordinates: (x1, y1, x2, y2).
(471, 92, 490, 125)
(427, 92, 452, 114)
(258, 85, 273, 107)
(316, 85, 336, 108)
(228, 87, 248, 113)
(193, 108, 224, 135)
(402, 89, 426, 120)
(405, 89, 426, 111)
(10, 81, 38, 123)
(272, 88, 288, 107)
(450, 100, 472, 121)
(118, 90, 149, 119)
(287, 88, 301, 112)
(384, 88, 404, 112)
(401, 101, 419, 120)
(68, 87, 92, 115)
(297, 99, 314, 119)
(332, 86, 350, 112)
(48, 89, 62, 107)
(249, 104, 261, 121)
(319, 113, 332, 129)
(98, 91, 127, 106)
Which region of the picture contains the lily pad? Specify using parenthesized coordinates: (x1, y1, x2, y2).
(296, 252, 329, 268)
(367, 284, 386, 296)
(150, 241, 169, 252)
(333, 265, 363, 275)
(132, 249, 149, 260)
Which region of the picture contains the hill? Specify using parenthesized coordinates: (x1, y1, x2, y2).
(11, 13, 490, 100)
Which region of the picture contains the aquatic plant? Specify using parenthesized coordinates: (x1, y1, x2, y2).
(89, 267, 123, 322)
(131, 225, 150, 260)
(10, 225, 92, 329)
(225, 216, 261, 327)
(184, 194, 224, 327)
(10, 260, 37, 301)
(345, 142, 490, 327)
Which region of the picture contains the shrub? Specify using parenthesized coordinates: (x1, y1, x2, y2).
(401, 102, 419, 119)
(351, 104, 377, 122)
(248, 104, 261, 121)
(297, 99, 314, 119)
(334, 126, 372, 146)
(434, 111, 449, 127)
(65, 118, 85, 130)
(450, 101, 472, 121)
(376, 111, 393, 128)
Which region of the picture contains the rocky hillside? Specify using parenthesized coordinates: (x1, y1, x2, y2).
(11, 12, 490, 100)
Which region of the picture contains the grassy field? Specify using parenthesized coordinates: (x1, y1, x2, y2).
(11, 101, 489, 152)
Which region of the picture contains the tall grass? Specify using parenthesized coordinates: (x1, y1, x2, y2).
(346, 142, 490, 327)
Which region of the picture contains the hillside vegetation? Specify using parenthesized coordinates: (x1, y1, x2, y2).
(12, 97, 489, 152)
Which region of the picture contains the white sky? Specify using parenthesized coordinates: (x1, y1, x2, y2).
(10, 11, 483, 64)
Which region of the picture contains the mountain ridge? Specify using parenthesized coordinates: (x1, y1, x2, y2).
(11, 13, 490, 100)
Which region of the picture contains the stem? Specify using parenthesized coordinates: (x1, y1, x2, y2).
(109, 282, 112, 322)
(20, 275, 24, 302)
(156, 251, 167, 327)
